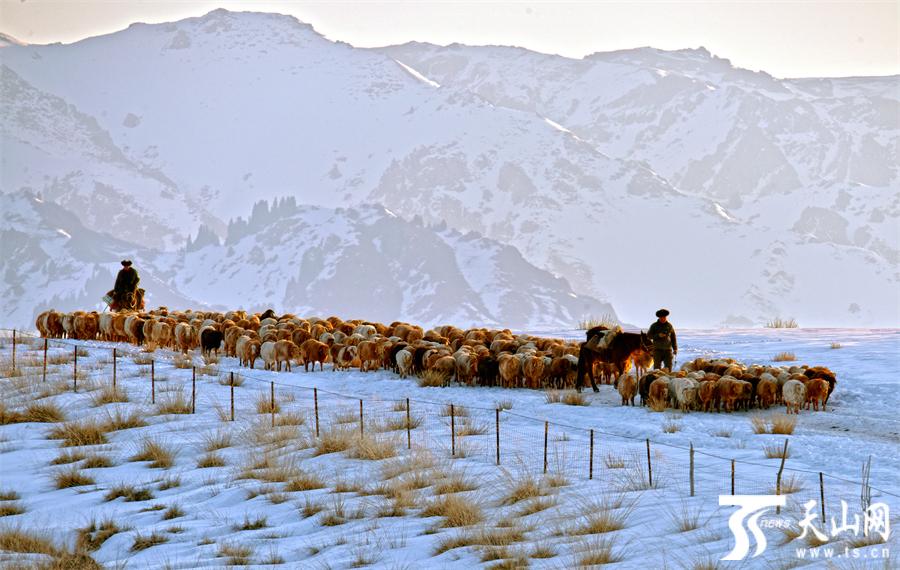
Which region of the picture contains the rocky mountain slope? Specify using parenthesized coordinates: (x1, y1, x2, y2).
(1, 9, 896, 327)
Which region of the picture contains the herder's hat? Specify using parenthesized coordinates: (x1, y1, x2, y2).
(121, 260, 132, 267)
(655, 308, 670, 317)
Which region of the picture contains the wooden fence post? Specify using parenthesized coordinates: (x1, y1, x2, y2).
(495, 408, 500, 465)
(42, 339, 48, 383)
(359, 399, 364, 436)
(544, 422, 549, 474)
(819, 472, 826, 522)
(73, 346, 78, 392)
(191, 366, 196, 414)
(450, 404, 456, 456)
(589, 429, 594, 480)
(406, 398, 411, 449)
(646, 439, 653, 487)
(775, 439, 789, 514)
(230, 372, 235, 421)
(731, 459, 735, 495)
(11, 330, 15, 374)
(112, 348, 117, 388)
(271, 382, 276, 428)
(690, 442, 695, 497)
(151, 360, 155, 404)
(313, 388, 320, 437)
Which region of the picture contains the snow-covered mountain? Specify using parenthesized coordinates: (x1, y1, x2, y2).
(1, 9, 896, 327)
(0, 192, 613, 329)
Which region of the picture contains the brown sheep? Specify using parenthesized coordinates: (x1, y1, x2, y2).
(274, 340, 301, 372)
(300, 339, 329, 372)
(497, 354, 521, 389)
(698, 380, 717, 412)
(522, 356, 545, 390)
(757, 378, 778, 409)
(804, 378, 829, 411)
(617, 374, 637, 406)
(357, 341, 380, 372)
(648, 378, 669, 408)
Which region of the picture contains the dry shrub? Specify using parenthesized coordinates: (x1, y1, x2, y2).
(105, 483, 154, 502)
(381, 448, 435, 480)
(53, 466, 95, 489)
(455, 418, 487, 436)
(131, 531, 167, 551)
(418, 369, 447, 387)
(496, 399, 513, 410)
(383, 413, 423, 432)
(440, 403, 469, 417)
(545, 390, 563, 404)
(764, 442, 791, 459)
(421, 494, 484, 527)
(320, 497, 349, 526)
(162, 504, 184, 520)
(750, 416, 768, 434)
(771, 474, 804, 495)
(171, 354, 193, 369)
(614, 457, 660, 491)
(81, 454, 113, 469)
(218, 542, 253, 565)
(562, 391, 589, 406)
(76, 518, 120, 551)
(347, 434, 398, 461)
(773, 352, 797, 362)
(267, 492, 289, 505)
(770, 414, 797, 435)
(668, 501, 704, 532)
(571, 502, 631, 535)
(314, 426, 356, 456)
(544, 472, 569, 488)
(156, 393, 192, 415)
(530, 542, 556, 559)
(579, 313, 618, 330)
(90, 385, 129, 406)
(132, 353, 154, 365)
(22, 401, 67, 423)
(830, 342, 842, 349)
(0, 526, 58, 555)
(604, 453, 626, 469)
(275, 411, 305, 426)
(433, 526, 525, 555)
(158, 476, 181, 491)
(662, 419, 680, 433)
(131, 438, 176, 468)
(197, 453, 225, 468)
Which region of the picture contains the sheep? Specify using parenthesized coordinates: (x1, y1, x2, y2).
(672, 377, 699, 412)
(274, 339, 301, 372)
(617, 374, 637, 406)
(300, 339, 329, 372)
(174, 323, 195, 354)
(151, 321, 172, 349)
(698, 380, 717, 412)
(498, 354, 521, 389)
(357, 340, 380, 372)
(648, 378, 669, 408)
(757, 378, 778, 409)
(782, 379, 807, 414)
(522, 355, 545, 390)
(804, 378, 829, 411)
(200, 327, 224, 357)
(260, 341, 277, 371)
(395, 349, 413, 378)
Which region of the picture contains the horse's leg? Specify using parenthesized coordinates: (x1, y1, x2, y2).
(588, 354, 599, 392)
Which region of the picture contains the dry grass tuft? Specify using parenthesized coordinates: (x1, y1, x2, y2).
(90, 385, 129, 406)
(51, 450, 86, 465)
(571, 505, 630, 535)
(131, 438, 176, 469)
(766, 317, 799, 329)
(218, 542, 253, 565)
(219, 373, 245, 386)
(255, 392, 280, 415)
(830, 342, 842, 349)
(517, 496, 558, 517)
(274, 411, 305, 426)
(764, 442, 791, 459)
(102, 408, 147, 432)
(162, 504, 184, 520)
(662, 419, 681, 433)
(0, 490, 21, 501)
(576, 537, 622, 565)
(383, 413, 423, 432)
(131, 531, 168, 552)
(158, 476, 181, 491)
(48, 420, 108, 447)
(18, 401, 67, 423)
(234, 514, 268, 531)
(197, 453, 226, 468)
(300, 497, 324, 518)
(434, 470, 478, 495)
(604, 453, 626, 469)
(202, 430, 232, 452)
(314, 426, 356, 456)
(347, 434, 399, 461)
(771, 474, 804, 495)
(668, 501, 704, 532)
(433, 526, 526, 556)
(76, 518, 121, 551)
(648, 395, 668, 412)
(773, 352, 797, 362)
(501, 471, 544, 505)
(418, 369, 449, 387)
(53, 466, 95, 489)
(0, 502, 26, 517)
(284, 471, 326, 492)
(82, 454, 113, 469)
(156, 393, 192, 415)
(752, 414, 797, 435)
(578, 313, 618, 330)
(496, 399, 514, 410)
(421, 494, 484, 527)
(105, 483, 155, 502)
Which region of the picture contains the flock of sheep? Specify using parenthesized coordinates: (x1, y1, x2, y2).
(33, 308, 836, 415)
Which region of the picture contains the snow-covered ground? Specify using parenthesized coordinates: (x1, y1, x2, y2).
(0, 328, 897, 568)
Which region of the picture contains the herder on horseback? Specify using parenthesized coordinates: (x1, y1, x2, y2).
(104, 259, 144, 311)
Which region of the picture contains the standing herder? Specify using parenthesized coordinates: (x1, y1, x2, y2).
(648, 308, 677, 371)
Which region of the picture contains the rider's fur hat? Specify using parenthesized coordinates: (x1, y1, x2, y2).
(121, 259, 132, 267)
(655, 308, 670, 317)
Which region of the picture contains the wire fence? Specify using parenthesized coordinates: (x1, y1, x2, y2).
(1, 327, 896, 517)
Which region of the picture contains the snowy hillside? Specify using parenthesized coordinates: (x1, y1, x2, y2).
(0, 193, 613, 329)
(1, 9, 897, 327)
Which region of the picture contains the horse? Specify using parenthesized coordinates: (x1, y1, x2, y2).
(576, 329, 652, 392)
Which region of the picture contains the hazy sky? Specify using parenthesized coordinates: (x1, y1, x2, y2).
(1, 1, 898, 78)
